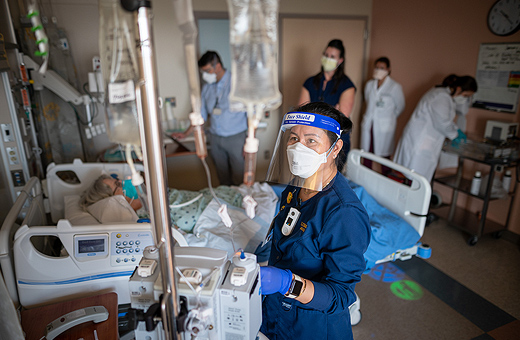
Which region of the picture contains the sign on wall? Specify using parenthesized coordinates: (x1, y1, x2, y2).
(473, 43, 520, 113)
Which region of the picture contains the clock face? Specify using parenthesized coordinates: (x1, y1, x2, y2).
(488, 0, 520, 36)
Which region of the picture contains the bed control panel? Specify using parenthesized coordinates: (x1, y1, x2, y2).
(110, 231, 154, 267)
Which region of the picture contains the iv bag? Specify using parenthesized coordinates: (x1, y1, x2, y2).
(227, 0, 282, 111)
(99, 0, 140, 145)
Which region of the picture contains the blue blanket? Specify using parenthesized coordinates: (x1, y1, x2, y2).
(346, 179, 421, 273)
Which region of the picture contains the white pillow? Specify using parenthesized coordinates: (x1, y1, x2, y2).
(64, 195, 99, 225)
(87, 195, 139, 223)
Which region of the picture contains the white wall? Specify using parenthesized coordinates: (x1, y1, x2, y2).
(40, 0, 372, 189)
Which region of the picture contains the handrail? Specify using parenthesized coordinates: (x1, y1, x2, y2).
(0, 177, 43, 306)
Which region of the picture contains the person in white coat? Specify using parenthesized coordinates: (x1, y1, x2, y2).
(393, 75, 477, 182)
(361, 57, 405, 166)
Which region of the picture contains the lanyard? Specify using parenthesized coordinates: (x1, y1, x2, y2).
(262, 188, 300, 246)
(213, 73, 230, 109)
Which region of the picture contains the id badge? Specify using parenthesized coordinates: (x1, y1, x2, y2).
(212, 107, 222, 115)
(376, 98, 384, 107)
(282, 207, 301, 236)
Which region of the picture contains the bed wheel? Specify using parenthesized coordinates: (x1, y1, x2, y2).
(492, 231, 503, 239)
(467, 235, 478, 246)
(351, 310, 362, 326)
(425, 212, 438, 226)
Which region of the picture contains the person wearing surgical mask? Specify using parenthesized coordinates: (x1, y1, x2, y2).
(171, 51, 248, 186)
(259, 102, 371, 340)
(360, 57, 405, 173)
(394, 74, 477, 182)
(298, 39, 356, 170)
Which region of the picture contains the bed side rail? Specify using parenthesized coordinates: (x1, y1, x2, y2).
(0, 177, 45, 306)
(346, 149, 431, 236)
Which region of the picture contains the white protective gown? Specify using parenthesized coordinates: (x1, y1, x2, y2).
(393, 87, 459, 182)
(361, 76, 405, 157)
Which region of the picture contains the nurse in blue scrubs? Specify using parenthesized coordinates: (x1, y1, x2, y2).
(260, 102, 371, 340)
(298, 39, 356, 170)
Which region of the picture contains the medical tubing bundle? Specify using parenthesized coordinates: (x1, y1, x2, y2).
(99, 0, 141, 146)
(175, 266, 220, 338)
(27, 2, 49, 74)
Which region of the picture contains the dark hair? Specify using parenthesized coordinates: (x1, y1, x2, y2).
(292, 101, 352, 170)
(375, 56, 390, 68)
(198, 51, 223, 68)
(437, 74, 478, 95)
(312, 39, 346, 95)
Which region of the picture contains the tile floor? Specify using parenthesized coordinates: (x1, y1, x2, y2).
(352, 219, 520, 340)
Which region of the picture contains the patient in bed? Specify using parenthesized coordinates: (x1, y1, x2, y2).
(79, 174, 142, 223)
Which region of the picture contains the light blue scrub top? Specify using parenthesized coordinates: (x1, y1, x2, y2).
(261, 173, 371, 340)
(200, 70, 248, 137)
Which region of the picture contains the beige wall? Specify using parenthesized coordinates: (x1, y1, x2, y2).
(43, 0, 372, 189)
(370, 0, 520, 235)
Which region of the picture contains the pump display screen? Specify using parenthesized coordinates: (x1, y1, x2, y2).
(78, 239, 105, 253)
(74, 234, 108, 260)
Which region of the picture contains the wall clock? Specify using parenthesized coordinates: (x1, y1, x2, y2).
(487, 0, 520, 36)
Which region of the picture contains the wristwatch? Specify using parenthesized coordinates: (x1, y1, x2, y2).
(284, 274, 305, 299)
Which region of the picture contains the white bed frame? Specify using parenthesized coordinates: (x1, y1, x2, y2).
(346, 149, 432, 264)
(1, 152, 431, 317)
(0, 159, 186, 308)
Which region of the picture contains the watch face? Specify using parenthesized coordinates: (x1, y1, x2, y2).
(488, 0, 520, 36)
(291, 279, 304, 296)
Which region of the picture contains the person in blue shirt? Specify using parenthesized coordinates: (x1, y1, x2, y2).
(260, 102, 371, 340)
(172, 51, 248, 185)
(298, 39, 356, 170)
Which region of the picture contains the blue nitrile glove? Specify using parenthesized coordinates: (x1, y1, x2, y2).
(451, 129, 467, 147)
(260, 266, 293, 295)
(457, 129, 467, 142)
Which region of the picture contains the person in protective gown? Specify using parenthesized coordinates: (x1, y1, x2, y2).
(393, 75, 477, 182)
(360, 57, 405, 165)
(259, 102, 371, 340)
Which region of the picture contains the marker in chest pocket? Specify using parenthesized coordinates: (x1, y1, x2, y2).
(282, 207, 301, 236)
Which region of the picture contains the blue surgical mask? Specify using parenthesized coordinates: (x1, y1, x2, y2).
(122, 179, 138, 199)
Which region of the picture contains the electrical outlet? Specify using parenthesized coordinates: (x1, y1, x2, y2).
(92, 56, 101, 71)
(264, 150, 270, 160)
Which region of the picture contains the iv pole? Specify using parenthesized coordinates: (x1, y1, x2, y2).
(121, 0, 181, 339)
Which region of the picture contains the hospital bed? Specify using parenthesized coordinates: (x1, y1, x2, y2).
(0, 149, 431, 328)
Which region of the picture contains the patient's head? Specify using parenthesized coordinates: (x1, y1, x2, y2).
(79, 174, 142, 211)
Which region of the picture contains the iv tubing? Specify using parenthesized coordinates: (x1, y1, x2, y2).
(170, 193, 203, 208)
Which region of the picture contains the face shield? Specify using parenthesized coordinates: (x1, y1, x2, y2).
(266, 112, 341, 191)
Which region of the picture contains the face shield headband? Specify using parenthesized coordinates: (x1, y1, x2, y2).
(265, 112, 342, 191)
(282, 112, 341, 137)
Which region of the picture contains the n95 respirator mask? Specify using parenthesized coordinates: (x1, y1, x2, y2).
(287, 142, 332, 178)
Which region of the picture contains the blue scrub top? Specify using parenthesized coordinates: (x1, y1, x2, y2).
(304, 74, 356, 158)
(303, 74, 356, 106)
(200, 71, 248, 137)
(261, 173, 370, 340)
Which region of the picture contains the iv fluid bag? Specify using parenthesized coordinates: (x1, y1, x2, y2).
(99, 0, 140, 145)
(227, 0, 282, 111)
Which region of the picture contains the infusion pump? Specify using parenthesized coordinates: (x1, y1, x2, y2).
(128, 247, 262, 340)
